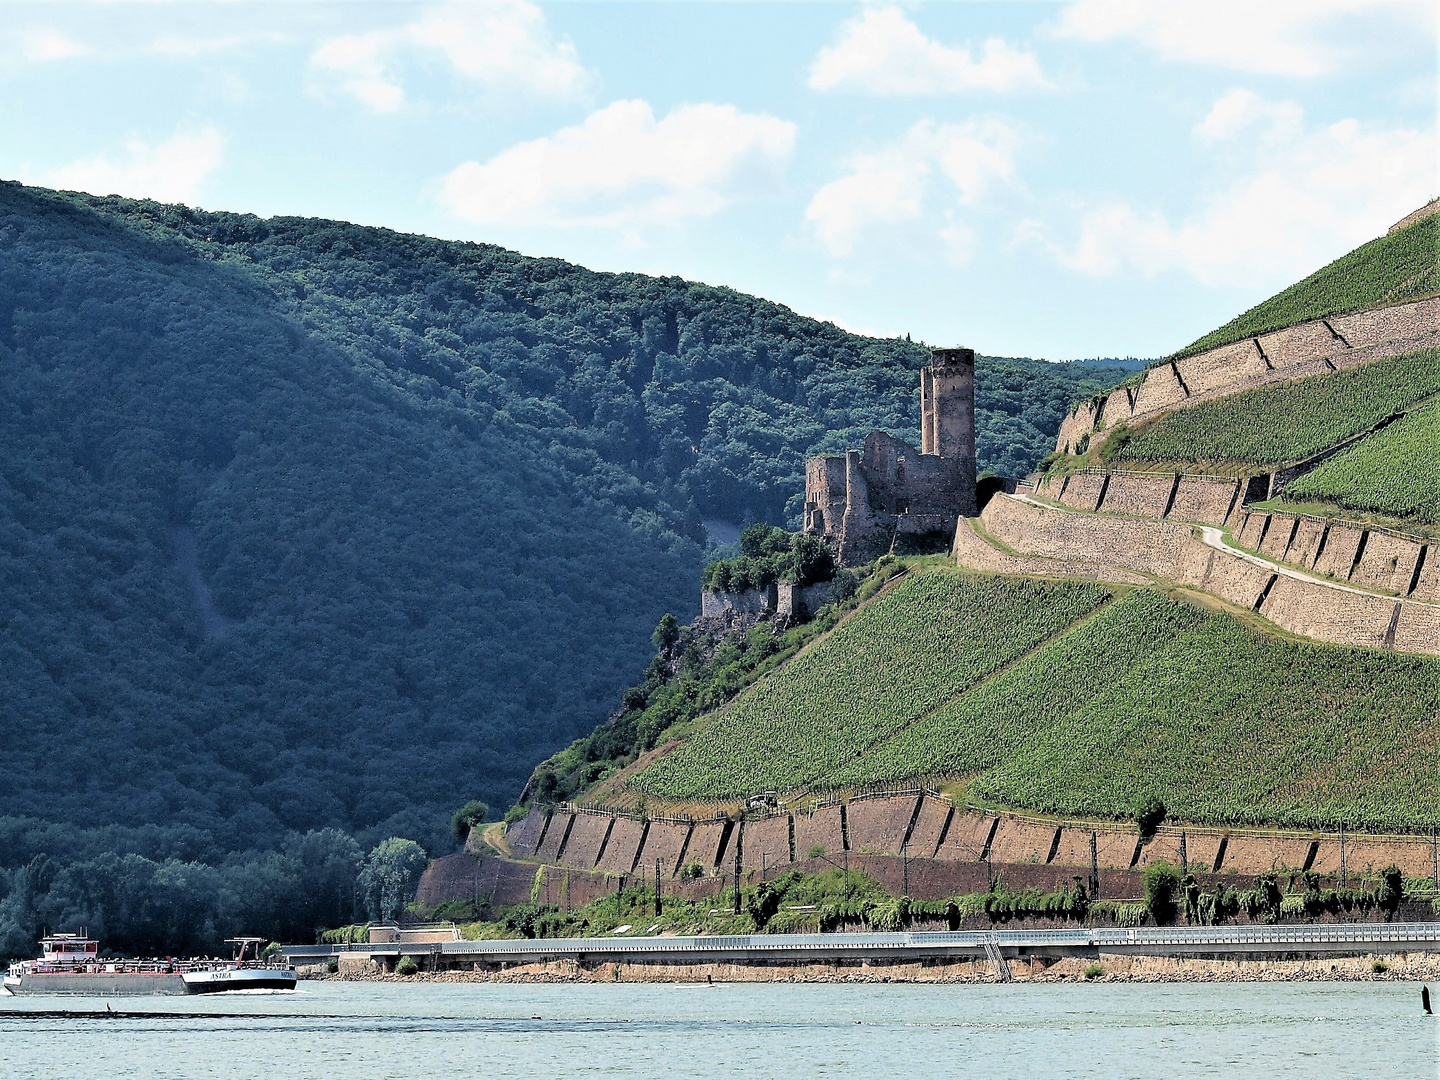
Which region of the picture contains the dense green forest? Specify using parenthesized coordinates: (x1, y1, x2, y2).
(0, 181, 1126, 953)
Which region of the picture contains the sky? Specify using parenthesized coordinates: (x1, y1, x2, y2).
(1, 1, 1435, 360)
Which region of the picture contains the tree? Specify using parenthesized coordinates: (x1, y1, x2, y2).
(651, 613, 680, 651)
(449, 801, 490, 846)
(1143, 861, 1181, 926)
(357, 838, 429, 923)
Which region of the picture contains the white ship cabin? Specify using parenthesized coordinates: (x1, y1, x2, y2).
(41, 934, 99, 964)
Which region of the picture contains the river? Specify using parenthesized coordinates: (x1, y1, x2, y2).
(1, 980, 1435, 1078)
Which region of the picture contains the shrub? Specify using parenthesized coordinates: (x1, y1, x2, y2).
(450, 801, 490, 845)
(679, 863, 705, 882)
(1371, 960, 1389, 974)
(395, 956, 419, 976)
(1083, 962, 1104, 980)
(324, 957, 339, 974)
(1143, 861, 1181, 925)
(1135, 795, 1166, 838)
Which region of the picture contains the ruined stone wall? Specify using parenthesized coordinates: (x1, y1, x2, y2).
(1053, 296, 1440, 456)
(700, 585, 776, 620)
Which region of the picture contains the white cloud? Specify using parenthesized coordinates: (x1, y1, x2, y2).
(806, 118, 1023, 257)
(311, 1, 589, 114)
(1042, 99, 1436, 287)
(31, 128, 226, 205)
(1052, 0, 1432, 76)
(20, 28, 90, 62)
(1194, 89, 1303, 143)
(439, 100, 796, 229)
(809, 7, 1048, 95)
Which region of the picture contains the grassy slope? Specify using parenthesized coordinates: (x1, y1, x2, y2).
(1171, 214, 1439, 360)
(1112, 349, 1440, 469)
(1283, 398, 1440, 523)
(630, 572, 1112, 800)
(637, 586, 1440, 831)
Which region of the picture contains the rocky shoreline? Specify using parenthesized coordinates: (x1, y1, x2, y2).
(306, 951, 1440, 985)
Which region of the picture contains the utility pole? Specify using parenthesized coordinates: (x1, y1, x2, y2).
(1089, 831, 1099, 900)
(733, 828, 743, 915)
(1339, 823, 1347, 887)
(616, 874, 625, 918)
(902, 840, 909, 897)
(655, 858, 662, 917)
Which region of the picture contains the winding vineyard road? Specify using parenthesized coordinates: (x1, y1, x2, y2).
(1010, 493, 1439, 610)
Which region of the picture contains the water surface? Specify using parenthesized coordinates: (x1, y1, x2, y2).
(1, 980, 1434, 1079)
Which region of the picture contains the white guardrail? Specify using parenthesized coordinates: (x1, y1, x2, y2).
(284, 923, 1440, 962)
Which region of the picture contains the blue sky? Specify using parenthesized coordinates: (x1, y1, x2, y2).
(1, 1, 1434, 359)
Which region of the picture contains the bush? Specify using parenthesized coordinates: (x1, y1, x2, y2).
(1083, 962, 1104, 980)
(1135, 795, 1166, 838)
(395, 956, 419, 976)
(449, 801, 490, 846)
(679, 863, 705, 882)
(1143, 861, 1181, 925)
(1371, 960, 1389, 974)
(324, 957, 339, 974)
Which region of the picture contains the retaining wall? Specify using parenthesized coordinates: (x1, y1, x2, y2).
(535, 811, 574, 864)
(793, 805, 846, 861)
(639, 821, 693, 878)
(741, 814, 793, 872)
(595, 816, 647, 875)
(505, 808, 549, 859)
(1054, 296, 1440, 456)
(1232, 511, 1436, 603)
(975, 495, 1440, 657)
(556, 812, 614, 869)
(846, 794, 922, 855)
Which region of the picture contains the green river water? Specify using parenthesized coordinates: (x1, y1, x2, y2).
(1, 980, 1435, 1079)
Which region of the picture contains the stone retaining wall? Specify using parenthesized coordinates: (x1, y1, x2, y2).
(1230, 510, 1436, 603)
(1054, 296, 1440, 455)
(973, 495, 1439, 656)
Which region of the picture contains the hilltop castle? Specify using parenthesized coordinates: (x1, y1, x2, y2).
(804, 347, 977, 565)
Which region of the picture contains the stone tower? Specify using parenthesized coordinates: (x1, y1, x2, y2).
(920, 347, 976, 461)
(803, 347, 977, 565)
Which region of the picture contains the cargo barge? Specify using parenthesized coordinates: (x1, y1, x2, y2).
(3, 934, 297, 995)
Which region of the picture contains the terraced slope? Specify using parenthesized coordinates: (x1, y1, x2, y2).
(1113, 348, 1440, 470)
(1284, 398, 1440, 523)
(630, 572, 1112, 800)
(639, 586, 1440, 831)
(1172, 213, 1440, 359)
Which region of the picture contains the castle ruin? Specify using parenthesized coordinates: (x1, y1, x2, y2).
(804, 347, 977, 566)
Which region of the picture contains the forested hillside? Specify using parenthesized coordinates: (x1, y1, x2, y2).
(0, 181, 1126, 898)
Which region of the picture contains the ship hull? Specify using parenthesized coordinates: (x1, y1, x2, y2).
(4, 967, 296, 995)
(3, 972, 189, 996)
(182, 968, 297, 993)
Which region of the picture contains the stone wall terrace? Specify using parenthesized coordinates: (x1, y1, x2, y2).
(846, 793, 922, 855)
(556, 811, 614, 869)
(907, 797, 954, 859)
(741, 813, 792, 872)
(505, 808, 548, 858)
(973, 494, 1439, 656)
(793, 805, 845, 861)
(534, 810, 573, 864)
(594, 816, 647, 875)
(1054, 296, 1440, 456)
(640, 820, 693, 877)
